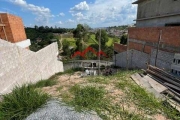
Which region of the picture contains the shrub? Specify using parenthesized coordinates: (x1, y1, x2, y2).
(0, 84, 49, 120)
(32, 79, 57, 88)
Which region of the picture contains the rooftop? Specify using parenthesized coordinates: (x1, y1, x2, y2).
(132, 0, 147, 4)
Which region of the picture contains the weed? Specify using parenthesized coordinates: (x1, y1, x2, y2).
(87, 76, 110, 84)
(31, 79, 57, 88)
(61, 84, 145, 120)
(57, 86, 64, 92)
(0, 84, 49, 120)
(115, 70, 180, 119)
(69, 85, 106, 111)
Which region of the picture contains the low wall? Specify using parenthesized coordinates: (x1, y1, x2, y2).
(0, 39, 64, 94)
(114, 49, 149, 69)
(114, 49, 174, 70)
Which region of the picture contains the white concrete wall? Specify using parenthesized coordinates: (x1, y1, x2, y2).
(0, 39, 64, 94)
(15, 39, 31, 48)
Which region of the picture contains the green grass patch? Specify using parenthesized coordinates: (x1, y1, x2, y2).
(61, 84, 144, 120)
(87, 76, 110, 84)
(89, 34, 98, 44)
(62, 38, 76, 47)
(63, 38, 75, 42)
(115, 70, 180, 119)
(106, 37, 113, 47)
(0, 84, 49, 120)
(69, 85, 106, 112)
(31, 79, 57, 88)
(62, 68, 83, 74)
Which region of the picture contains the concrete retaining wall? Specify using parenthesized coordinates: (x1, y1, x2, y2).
(0, 39, 64, 94)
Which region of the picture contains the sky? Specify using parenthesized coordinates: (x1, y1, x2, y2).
(0, 0, 137, 28)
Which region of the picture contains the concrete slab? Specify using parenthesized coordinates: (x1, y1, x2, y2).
(145, 75, 168, 93)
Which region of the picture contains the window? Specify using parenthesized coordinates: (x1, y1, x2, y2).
(165, 23, 180, 27)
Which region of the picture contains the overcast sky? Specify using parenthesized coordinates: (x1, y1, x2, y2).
(0, 0, 137, 28)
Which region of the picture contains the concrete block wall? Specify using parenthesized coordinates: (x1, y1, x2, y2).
(131, 50, 149, 69)
(0, 39, 63, 94)
(114, 48, 174, 70)
(150, 49, 174, 71)
(0, 13, 27, 43)
(114, 49, 149, 69)
(115, 50, 128, 68)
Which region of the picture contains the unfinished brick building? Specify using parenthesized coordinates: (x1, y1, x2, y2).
(114, 0, 180, 72)
(0, 13, 30, 48)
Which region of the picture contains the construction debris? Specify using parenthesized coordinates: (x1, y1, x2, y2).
(131, 65, 180, 112)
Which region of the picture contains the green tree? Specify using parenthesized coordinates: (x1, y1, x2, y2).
(62, 39, 71, 56)
(120, 34, 127, 45)
(95, 29, 109, 49)
(73, 24, 88, 52)
(73, 24, 85, 39)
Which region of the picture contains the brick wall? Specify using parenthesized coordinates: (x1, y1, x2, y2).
(0, 39, 64, 94)
(128, 27, 180, 53)
(114, 43, 127, 53)
(114, 26, 178, 70)
(0, 13, 27, 43)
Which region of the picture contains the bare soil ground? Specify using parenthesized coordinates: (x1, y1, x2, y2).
(41, 71, 169, 120)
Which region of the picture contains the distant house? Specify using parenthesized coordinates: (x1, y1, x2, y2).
(133, 0, 180, 27)
(114, 0, 180, 72)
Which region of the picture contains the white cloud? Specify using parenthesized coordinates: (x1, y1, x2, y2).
(59, 12, 65, 16)
(57, 21, 63, 24)
(67, 19, 75, 23)
(72, 12, 84, 17)
(9, 0, 53, 25)
(70, 1, 89, 12)
(70, 0, 137, 27)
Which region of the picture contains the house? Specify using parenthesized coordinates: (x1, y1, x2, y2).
(133, 0, 180, 27)
(114, 0, 180, 72)
(0, 13, 31, 49)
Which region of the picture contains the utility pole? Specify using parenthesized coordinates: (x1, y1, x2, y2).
(155, 30, 162, 66)
(126, 33, 129, 70)
(98, 29, 101, 75)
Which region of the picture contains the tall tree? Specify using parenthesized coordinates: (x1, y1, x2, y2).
(95, 29, 109, 49)
(73, 24, 88, 51)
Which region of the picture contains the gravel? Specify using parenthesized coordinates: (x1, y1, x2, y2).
(26, 100, 102, 120)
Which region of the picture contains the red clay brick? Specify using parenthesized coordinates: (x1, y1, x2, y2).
(129, 42, 143, 51)
(144, 45, 152, 54)
(114, 43, 127, 53)
(0, 13, 27, 43)
(128, 26, 180, 50)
